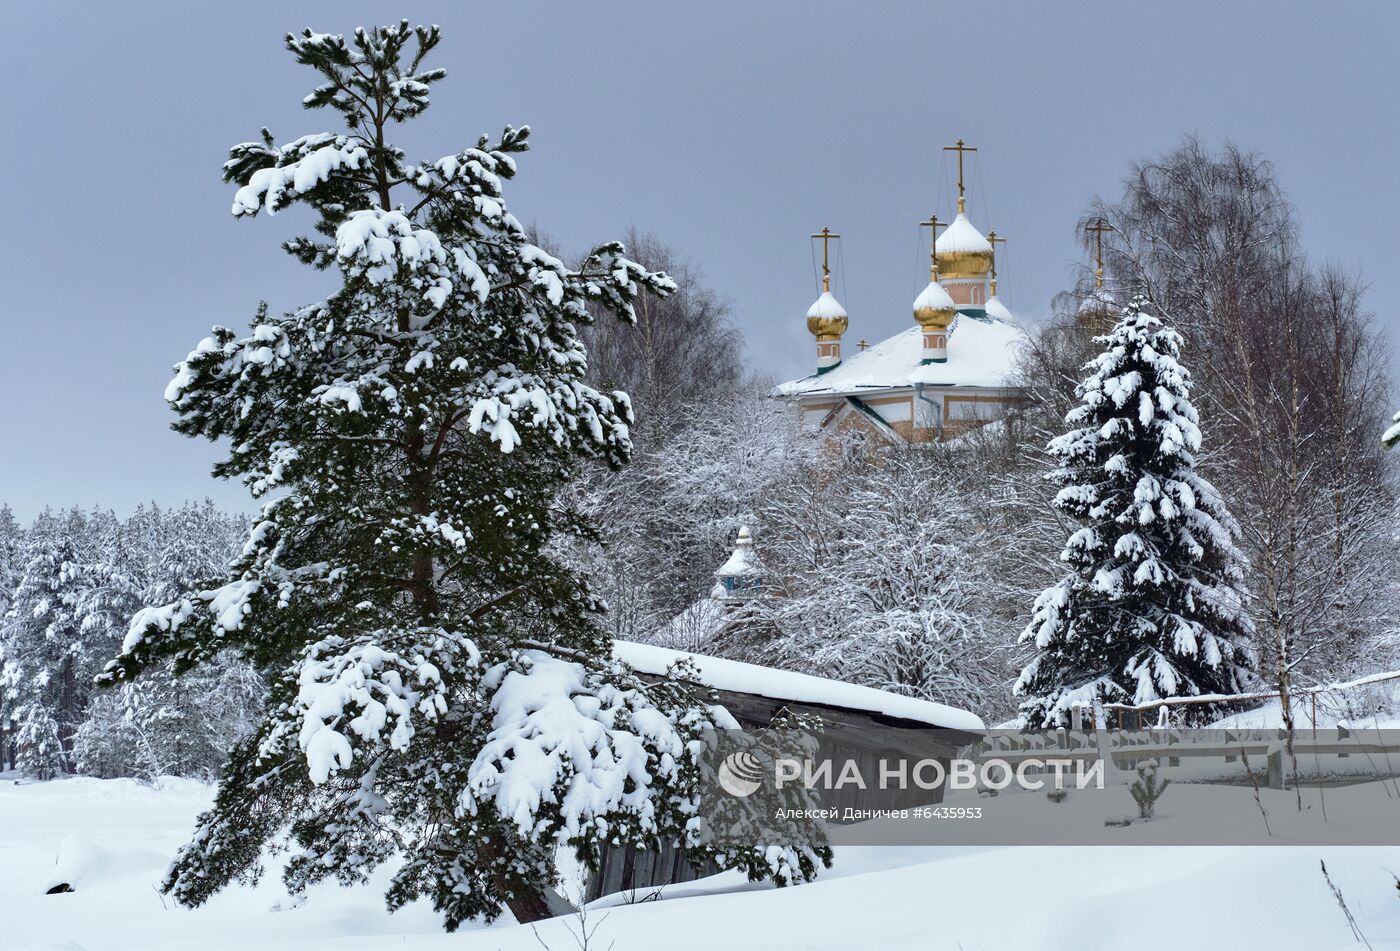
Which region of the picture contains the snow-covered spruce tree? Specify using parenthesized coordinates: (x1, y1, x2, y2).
(98, 24, 826, 927)
(0, 504, 24, 769)
(1014, 297, 1256, 726)
(0, 505, 24, 618)
(1, 509, 95, 777)
(77, 503, 264, 781)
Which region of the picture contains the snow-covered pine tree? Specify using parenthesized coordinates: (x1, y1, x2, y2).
(77, 502, 264, 780)
(99, 23, 826, 927)
(0, 505, 24, 618)
(74, 509, 144, 681)
(1014, 297, 1256, 726)
(0, 504, 24, 769)
(1, 508, 94, 777)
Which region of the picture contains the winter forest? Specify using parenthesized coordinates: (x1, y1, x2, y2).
(11, 135, 1397, 772)
(6, 16, 1400, 951)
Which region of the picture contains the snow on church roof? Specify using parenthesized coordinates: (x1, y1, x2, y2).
(935, 213, 993, 254)
(774, 314, 1026, 397)
(985, 295, 1013, 322)
(614, 640, 985, 732)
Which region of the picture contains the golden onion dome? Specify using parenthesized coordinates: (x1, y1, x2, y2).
(806, 290, 849, 341)
(935, 213, 994, 279)
(1078, 285, 1117, 319)
(913, 280, 957, 330)
(1077, 285, 1118, 334)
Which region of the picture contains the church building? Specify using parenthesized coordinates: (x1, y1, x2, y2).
(774, 141, 1026, 442)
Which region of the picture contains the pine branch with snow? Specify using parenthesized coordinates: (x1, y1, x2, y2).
(1128, 759, 1170, 819)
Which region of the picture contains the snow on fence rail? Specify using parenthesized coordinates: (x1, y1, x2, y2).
(976, 725, 1400, 791)
(1099, 668, 1400, 729)
(980, 671, 1400, 792)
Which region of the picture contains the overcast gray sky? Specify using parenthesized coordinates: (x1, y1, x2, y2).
(2, 1, 1397, 520)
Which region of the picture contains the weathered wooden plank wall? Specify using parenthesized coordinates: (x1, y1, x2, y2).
(585, 685, 975, 902)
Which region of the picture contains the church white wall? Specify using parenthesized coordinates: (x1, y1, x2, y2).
(947, 397, 1007, 421)
(871, 400, 911, 424)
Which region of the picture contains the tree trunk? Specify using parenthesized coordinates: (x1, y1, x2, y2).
(60, 658, 77, 773)
(505, 888, 554, 925)
(478, 837, 557, 924)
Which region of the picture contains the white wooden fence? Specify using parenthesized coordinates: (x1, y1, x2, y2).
(975, 725, 1400, 791)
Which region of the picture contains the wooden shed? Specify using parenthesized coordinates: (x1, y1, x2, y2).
(585, 641, 984, 901)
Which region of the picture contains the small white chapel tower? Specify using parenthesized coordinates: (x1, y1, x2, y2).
(713, 526, 764, 605)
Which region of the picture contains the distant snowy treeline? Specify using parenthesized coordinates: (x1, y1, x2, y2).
(0, 503, 263, 780)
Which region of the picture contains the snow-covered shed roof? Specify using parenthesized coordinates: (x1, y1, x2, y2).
(614, 640, 985, 732)
(774, 314, 1026, 397)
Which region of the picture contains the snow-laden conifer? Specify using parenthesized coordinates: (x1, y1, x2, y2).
(0, 505, 24, 618)
(99, 23, 826, 926)
(1014, 297, 1256, 725)
(1, 509, 95, 777)
(76, 503, 262, 780)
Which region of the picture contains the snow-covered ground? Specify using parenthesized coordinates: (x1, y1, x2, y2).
(3, 774, 1400, 951)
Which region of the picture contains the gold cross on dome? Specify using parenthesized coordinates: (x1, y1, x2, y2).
(987, 230, 1007, 293)
(987, 230, 1007, 280)
(943, 138, 977, 212)
(918, 213, 943, 278)
(810, 227, 841, 292)
(1086, 219, 1112, 288)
